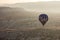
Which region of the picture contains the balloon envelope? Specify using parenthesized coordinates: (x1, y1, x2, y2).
(39, 14, 48, 25)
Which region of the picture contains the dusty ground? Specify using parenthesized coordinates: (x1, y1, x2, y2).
(0, 28, 60, 40)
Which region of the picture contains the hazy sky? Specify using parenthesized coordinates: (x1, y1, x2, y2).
(0, 0, 60, 4)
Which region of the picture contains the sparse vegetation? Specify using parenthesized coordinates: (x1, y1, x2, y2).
(0, 29, 60, 40)
(0, 7, 60, 40)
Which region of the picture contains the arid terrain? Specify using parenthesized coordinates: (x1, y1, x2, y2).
(0, 1, 60, 40)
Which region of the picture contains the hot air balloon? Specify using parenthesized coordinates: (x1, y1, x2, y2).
(39, 14, 48, 26)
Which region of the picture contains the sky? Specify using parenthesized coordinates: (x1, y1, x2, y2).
(0, 0, 60, 4)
